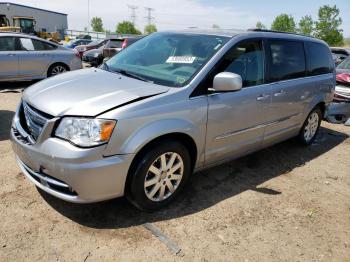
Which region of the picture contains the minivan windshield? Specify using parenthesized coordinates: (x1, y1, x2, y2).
(104, 32, 229, 87)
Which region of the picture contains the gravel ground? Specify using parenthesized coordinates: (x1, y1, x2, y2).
(1, 81, 350, 262)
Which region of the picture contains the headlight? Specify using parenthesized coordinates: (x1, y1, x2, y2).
(55, 117, 116, 147)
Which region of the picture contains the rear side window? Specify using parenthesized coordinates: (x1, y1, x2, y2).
(306, 42, 333, 75)
(0, 36, 16, 51)
(268, 40, 306, 82)
(19, 38, 34, 51)
(32, 39, 56, 50)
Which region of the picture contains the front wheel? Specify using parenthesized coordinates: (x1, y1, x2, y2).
(298, 107, 322, 145)
(127, 141, 192, 211)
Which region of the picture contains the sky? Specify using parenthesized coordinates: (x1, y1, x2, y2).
(3, 0, 350, 37)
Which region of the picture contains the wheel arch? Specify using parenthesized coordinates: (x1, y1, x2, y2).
(304, 95, 327, 122)
(125, 132, 198, 195)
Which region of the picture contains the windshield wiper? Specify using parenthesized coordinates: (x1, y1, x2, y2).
(114, 69, 153, 83)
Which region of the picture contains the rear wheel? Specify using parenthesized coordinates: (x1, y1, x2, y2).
(127, 141, 192, 211)
(298, 107, 322, 145)
(48, 64, 68, 77)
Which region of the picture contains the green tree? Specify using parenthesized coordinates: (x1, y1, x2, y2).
(91, 17, 104, 32)
(271, 14, 296, 33)
(315, 5, 343, 46)
(298, 15, 314, 36)
(256, 21, 266, 29)
(116, 21, 141, 35)
(144, 24, 157, 34)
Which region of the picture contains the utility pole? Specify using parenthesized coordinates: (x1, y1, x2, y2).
(144, 7, 154, 26)
(87, 0, 90, 32)
(128, 5, 138, 25)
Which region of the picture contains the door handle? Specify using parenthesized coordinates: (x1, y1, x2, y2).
(256, 94, 270, 101)
(274, 90, 287, 97)
(7, 53, 16, 56)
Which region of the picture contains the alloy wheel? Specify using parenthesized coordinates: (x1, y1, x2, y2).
(51, 65, 67, 76)
(304, 112, 319, 142)
(144, 152, 184, 202)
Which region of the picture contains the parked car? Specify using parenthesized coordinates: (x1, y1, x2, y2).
(11, 30, 335, 210)
(333, 73, 350, 103)
(83, 38, 143, 67)
(103, 36, 143, 59)
(331, 47, 350, 65)
(332, 58, 350, 103)
(102, 38, 124, 59)
(82, 46, 104, 67)
(64, 38, 92, 49)
(0, 32, 82, 81)
(336, 57, 350, 74)
(75, 38, 109, 58)
(326, 58, 350, 123)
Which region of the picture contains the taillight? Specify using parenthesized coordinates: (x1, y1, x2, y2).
(122, 39, 128, 49)
(74, 50, 81, 59)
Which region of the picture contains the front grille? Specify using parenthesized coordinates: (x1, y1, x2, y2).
(20, 101, 49, 142)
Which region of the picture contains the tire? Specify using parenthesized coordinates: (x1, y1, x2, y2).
(127, 141, 192, 211)
(298, 107, 322, 145)
(47, 64, 68, 77)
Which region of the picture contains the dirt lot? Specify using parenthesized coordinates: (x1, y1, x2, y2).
(1, 82, 350, 262)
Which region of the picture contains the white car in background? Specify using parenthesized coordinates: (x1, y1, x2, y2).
(0, 32, 82, 81)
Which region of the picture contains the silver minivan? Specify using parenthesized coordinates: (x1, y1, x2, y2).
(11, 30, 335, 210)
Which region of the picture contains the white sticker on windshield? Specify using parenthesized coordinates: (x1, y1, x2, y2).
(166, 56, 196, 64)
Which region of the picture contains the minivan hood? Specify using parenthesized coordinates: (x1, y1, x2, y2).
(23, 68, 170, 116)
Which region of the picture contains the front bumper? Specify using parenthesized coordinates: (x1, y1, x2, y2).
(10, 106, 134, 203)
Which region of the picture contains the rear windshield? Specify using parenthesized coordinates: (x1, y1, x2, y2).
(108, 40, 123, 48)
(337, 57, 350, 69)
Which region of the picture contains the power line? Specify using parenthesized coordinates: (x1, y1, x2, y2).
(128, 5, 138, 25)
(144, 7, 155, 26)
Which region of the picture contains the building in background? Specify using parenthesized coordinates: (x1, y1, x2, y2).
(0, 2, 67, 37)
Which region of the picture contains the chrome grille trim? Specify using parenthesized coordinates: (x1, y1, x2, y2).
(22, 101, 48, 141)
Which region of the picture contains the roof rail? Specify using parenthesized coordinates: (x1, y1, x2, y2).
(247, 28, 315, 38)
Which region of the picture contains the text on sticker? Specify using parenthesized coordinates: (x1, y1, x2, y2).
(166, 56, 196, 64)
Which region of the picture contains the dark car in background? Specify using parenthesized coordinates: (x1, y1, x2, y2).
(75, 38, 109, 58)
(331, 47, 350, 65)
(82, 46, 104, 66)
(336, 57, 350, 74)
(64, 39, 92, 49)
(101, 38, 124, 59)
(102, 36, 142, 59)
(83, 37, 142, 66)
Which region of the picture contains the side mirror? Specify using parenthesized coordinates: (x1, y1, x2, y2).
(212, 72, 242, 92)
